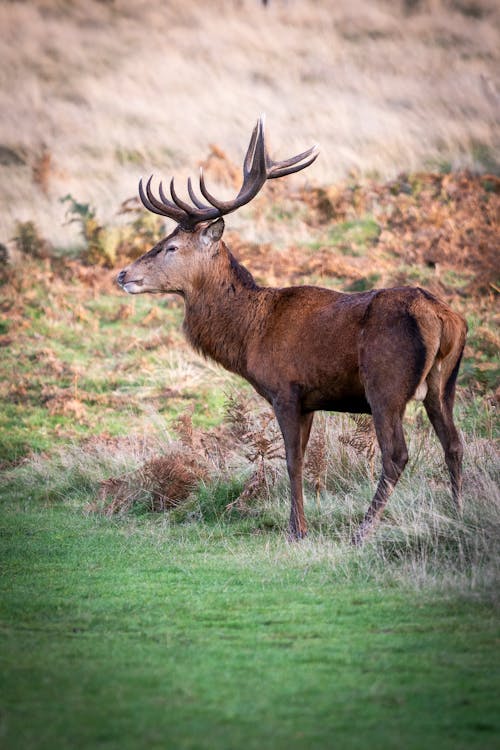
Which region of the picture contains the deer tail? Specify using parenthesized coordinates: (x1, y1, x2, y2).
(438, 311, 467, 399)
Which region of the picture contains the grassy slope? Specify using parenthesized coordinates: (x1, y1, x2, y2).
(1, 503, 498, 750)
(1, 0, 499, 246)
(1, 171, 498, 463)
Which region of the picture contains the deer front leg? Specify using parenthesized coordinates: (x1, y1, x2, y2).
(274, 397, 309, 540)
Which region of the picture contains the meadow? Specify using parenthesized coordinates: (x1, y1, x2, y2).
(1, 1, 499, 748)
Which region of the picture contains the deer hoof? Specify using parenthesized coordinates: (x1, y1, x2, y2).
(287, 528, 307, 542)
(351, 526, 369, 547)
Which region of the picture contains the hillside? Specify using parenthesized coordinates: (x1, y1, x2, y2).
(1, 0, 499, 247)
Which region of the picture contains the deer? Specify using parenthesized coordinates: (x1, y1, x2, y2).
(117, 118, 467, 545)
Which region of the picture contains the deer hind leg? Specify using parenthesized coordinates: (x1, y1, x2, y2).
(352, 409, 408, 546)
(423, 370, 463, 511)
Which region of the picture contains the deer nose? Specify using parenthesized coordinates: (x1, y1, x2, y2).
(117, 269, 127, 288)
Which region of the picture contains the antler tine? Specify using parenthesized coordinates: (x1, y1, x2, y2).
(146, 176, 186, 222)
(198, 168, 228, 211)
(146, 177, 170, 214)
(233, 128, 267, 204)
(198, 117, 268, 211)
(139, 177, 158, 215)
(139, 177, 182, 220)
(242, 117, 263, 180)
(156, 180, 184, 216)
(187, 177, 211, 210)
(168, 177, 199, 215)
(240, 117, 267, 191)
(266, 145, 320, 180)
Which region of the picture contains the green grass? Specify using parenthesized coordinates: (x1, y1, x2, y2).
(0, 500, 498, 750)
(327, 216, 381, 256)
(0, 280, 238, 463)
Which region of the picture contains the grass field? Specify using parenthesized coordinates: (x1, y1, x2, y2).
(1, 503, 498, 750)
(1, 1, 499, 748)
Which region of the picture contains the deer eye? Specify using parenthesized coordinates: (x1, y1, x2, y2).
(165, 245, 177, 253)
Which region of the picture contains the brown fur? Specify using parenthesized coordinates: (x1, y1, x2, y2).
(118, 218, 467, 543)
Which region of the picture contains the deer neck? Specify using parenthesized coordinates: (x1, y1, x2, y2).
(182, 248, 266, 376)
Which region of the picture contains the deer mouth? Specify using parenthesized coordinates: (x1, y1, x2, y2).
(117, 269, 144, 294)
(120, 279, 144, 294)
(121, 279, 164, 295)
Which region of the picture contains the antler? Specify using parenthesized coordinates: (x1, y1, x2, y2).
(138, 117, 319, 229)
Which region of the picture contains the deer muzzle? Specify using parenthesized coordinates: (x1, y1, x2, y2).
(117, 268, 144, 294)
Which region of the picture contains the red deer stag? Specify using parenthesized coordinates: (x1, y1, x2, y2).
(118, 118, 467, 545)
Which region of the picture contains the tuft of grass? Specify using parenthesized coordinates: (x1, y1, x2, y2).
(189, 478, 247, 523)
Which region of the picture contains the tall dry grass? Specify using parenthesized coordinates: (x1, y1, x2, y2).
(0, 0, 498, 246)
(4, 394, 498, 596)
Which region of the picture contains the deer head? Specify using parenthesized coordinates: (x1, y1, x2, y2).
(117, 219, 226, 296)
(117, 117, 318, 296)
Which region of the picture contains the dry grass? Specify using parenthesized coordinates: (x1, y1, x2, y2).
(5, 394, 498, 593)
(94, 449, 210, 515)
(1, 0, 499, 246)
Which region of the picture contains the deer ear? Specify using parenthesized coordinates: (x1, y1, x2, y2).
(201, 217, 225, 245)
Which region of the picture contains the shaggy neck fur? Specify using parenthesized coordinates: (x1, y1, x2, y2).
(182, 244, 269, 376)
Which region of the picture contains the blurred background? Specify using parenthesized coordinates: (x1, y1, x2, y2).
(1, 0, 499, 247)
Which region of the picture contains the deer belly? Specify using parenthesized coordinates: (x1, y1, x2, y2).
(303, 394, 371, 414)
(301, 376, 370, 414)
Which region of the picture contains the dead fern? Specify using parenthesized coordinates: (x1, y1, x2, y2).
(224, 392, 283, 511)
(92, 444, 210, 515)
(94, 476, 135, 516)
(305, 413, 328, 508)
(138, 451, 209, 511)
(173, 404, 197, 450)
(224, 392, 283, 462)
(173, 405, 230, 468)
(339, 414, 377, 476)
